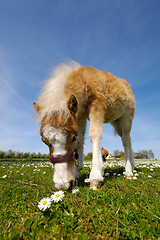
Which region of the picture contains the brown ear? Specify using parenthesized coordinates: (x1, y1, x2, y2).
(33, 101, 41, 112)
(67, 95, 78, 116)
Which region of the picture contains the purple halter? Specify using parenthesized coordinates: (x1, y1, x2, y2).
(50, 149, 79, 164)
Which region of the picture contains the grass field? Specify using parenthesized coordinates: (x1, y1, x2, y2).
(0, 159, 160, 240)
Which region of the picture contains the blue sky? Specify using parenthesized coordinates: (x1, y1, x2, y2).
(0, 0, 160, 159)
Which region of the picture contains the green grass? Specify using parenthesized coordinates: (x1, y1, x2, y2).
(0, 160, 160, 240)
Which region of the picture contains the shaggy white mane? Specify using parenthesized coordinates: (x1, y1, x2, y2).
(37, 60, 81, 122)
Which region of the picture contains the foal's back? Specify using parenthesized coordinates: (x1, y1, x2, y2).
(65, 66, 135, 123)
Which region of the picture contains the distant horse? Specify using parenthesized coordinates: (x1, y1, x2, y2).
(101, 147, 109, 161)
(33, 61, 135, 190)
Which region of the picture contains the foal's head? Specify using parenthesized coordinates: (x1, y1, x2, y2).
(33, 95, 79, 190)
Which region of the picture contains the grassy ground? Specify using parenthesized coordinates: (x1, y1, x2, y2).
(0, 159, 160, 240)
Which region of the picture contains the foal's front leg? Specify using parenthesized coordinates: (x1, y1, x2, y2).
(74, 118, 87, 179)
(89, 118, 104, 189)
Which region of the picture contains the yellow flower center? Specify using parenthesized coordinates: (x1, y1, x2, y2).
(42, 200, 47, 205)
(55, 193, 60, 198)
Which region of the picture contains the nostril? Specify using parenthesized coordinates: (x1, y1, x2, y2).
(54, 184, 62, 190)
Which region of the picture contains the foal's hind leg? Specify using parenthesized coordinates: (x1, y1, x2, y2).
(111, 116, 135, 178)
(122, 134, 134, 178)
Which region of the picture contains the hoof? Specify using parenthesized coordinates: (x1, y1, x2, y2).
(90, 180, 102, 190)
(90, 186, 98, 191)
(125, 175, 133, 179)
(123, 171, 133, 179)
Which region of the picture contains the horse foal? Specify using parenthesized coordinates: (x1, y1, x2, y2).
(33, 61, 135, 190)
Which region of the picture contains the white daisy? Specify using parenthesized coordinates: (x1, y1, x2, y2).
(72, 188, 79, 194)
(148, 175, 152, 178)
(105, 172, 109, 176)
(2, 175, 7, 178)
(84, 178, 90, 183)
(38, 197, 51, 211)
(51, 191, 65, 203)
(133, 176, 137, 180)
(134, 173, 139, 176)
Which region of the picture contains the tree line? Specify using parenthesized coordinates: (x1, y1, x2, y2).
(85, 149, 155, 160)
(113, 149, 155, 159)
(0, 149, 155, 160)
(0, 150, 49, 159)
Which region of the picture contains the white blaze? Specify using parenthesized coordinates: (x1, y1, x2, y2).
(43, 125, 67, 156)
(43, 125, 69, 189)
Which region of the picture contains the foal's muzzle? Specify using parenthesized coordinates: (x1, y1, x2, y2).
(51, 150, 79, 190)
(54, 179, 75, 190)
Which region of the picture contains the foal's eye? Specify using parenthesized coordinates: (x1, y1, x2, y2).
(72, 133, 77, 142)
(42, 138, 47, 145)
(42, 136, 51, 147)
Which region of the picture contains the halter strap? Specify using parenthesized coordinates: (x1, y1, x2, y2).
(50, 149, 79, 164)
